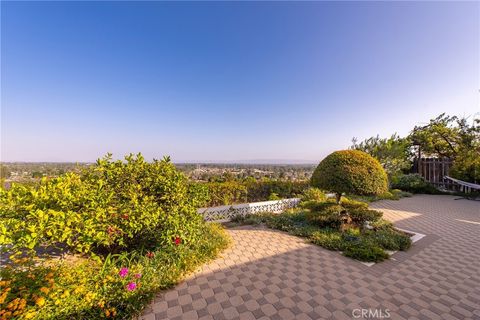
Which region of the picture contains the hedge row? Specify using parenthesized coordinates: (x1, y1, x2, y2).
(201, 180, 309, 206)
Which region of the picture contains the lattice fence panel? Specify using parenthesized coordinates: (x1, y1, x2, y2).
(198, 198, 301, 222)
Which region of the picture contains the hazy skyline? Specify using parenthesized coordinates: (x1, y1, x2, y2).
(2, 1, 479, 162)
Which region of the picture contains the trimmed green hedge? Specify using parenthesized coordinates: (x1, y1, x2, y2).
(390, 174, 440, 194)
(201, 179, 309, 206)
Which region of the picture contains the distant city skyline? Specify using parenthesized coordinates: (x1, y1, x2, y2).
(1, 1, 479, 162)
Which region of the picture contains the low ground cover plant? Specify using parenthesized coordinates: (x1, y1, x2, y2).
(0, 154, 230, 320)
(345, 189, 412, 203)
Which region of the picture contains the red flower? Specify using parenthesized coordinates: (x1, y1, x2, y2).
(146, 252, 154, 259)
(174, 237, 182, 246)
(121, 214, 129, 219)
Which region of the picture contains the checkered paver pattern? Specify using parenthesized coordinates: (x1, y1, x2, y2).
(140, 195, 480, 320)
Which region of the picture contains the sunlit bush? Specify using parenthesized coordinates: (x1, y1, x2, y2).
(390, 173, 438, 194)
(0, 153, 209, 257)
(311, 150, 388, 201)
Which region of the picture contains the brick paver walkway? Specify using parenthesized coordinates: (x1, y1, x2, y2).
(140, 195, 480, 320)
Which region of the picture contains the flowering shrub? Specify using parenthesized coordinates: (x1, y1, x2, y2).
(0, 224, 229, 319)
(0, 153, 230, 319)
(0, 153, 209, 257)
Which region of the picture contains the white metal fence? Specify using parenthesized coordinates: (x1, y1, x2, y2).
(198, 198, 301, 222)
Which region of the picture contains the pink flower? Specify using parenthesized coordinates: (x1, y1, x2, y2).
(118, 267, 129, 278)
(134, 273, 142, 279)
(126, 282, 137, 291)
(174, 237, 182, 246)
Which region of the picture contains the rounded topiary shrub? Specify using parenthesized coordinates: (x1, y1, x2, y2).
(311, 150, 388, 200)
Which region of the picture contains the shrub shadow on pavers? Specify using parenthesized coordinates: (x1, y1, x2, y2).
(140, 195, 480, 320)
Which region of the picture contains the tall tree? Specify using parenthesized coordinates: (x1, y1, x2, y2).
(351, 134, 412, 178)
(409, 113, 461, 158)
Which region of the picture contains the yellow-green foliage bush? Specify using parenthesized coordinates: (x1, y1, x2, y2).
(300, 187, 327, 202)
(311, 150, 388, 200)
(243, 179, 308, 202)
(0, 154, 232, 320)
(202, 181, 248, 206)
(304, 202, 344, 229)
(0, 153, 209, 256)
(202, 179, 309, 206)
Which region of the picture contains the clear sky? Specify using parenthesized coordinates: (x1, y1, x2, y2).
(1, 1, 479, 163)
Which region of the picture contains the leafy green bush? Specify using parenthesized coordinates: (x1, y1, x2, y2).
(244, 179, 308, 202)
(201, 179, 308, 206)
(304, 203, 344, 229)
(264, 212, 300, 232)
(310, 230, 348, 250)
(202, 181, 247, 206)
(348, 208, 383, 226)
(340, 198, 369, 211)
(343, 242, 389, 262)
(300, 188, 327, 202)
(0, 153, 231, 319)
(449, 148, 480, 183)
(0, 153, 209, 257)
(302, 199, 382, 229)
(390, 189, 413, 199)
(366, 228, 411, 251)
(369, 218, 394, 230)
(311, 150, 388, 201)
(390, 174, 439, 194)
(268, 192, 281, 200)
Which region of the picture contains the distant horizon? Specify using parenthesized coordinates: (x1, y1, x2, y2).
(2, 2, 479, 162)
(0, 158, 318, 165)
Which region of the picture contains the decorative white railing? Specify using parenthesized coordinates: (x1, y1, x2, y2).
(198, 198, 301, 222)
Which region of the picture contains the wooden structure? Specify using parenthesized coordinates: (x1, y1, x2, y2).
(414, 157, 454, 189)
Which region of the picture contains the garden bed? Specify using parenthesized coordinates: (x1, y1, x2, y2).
(0, 223, 229, 320)
(228, 199, 414, 263)
(0, 154, 232, 320)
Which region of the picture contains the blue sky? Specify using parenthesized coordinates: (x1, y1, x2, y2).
(1, 1, 479, 163)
